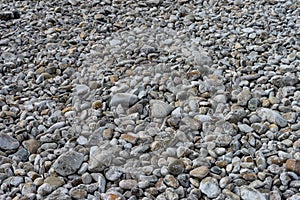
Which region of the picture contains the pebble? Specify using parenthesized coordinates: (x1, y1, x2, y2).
(119, 179, 138, 190)
(44, 176, 65, 189)
(257, 108, 288, 127)
(286, 159, 300, 175)
(240, 186, 266, 200)
(168, 159, 185, 175)
(110, 93, 138, 107)
(52, 151, 84, 176)
(0, 133, 19, 150)
(0, 1, 298, 199)
(189, 166, 209, 179)
(150, 100, 173, 118)
(200, 177, 221, 198)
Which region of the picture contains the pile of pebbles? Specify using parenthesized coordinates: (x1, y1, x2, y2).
(0, 0, 299, 199)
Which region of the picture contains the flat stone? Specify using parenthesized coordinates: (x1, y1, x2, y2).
(47, 188, 71, 200)
(0, 133, 19, 150)
(69, 187, 87, 199)
(74, 84, 90, 96)
(110, 93, 138, 107)
(190, 166, 209, 179)
(200, 177, 221, 198)
(119, 179, 138, 189)
(37, 183, 53, 196)
(52, 151, 84, 176)
(240, 186, 266, 200)
(44, 176, 65, 189)
(242, 27, 254, 33)
(150, 100, 173, 118)
(238, 123, 254, 133)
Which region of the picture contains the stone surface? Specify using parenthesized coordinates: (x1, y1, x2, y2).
(0, 133, 19, 150)
(199, 177, 221, 198)
(190, 166, 209, 179)
(52, 151, 84, 176)
(150, 100, 173, 118)
(240, 186, 266, 200)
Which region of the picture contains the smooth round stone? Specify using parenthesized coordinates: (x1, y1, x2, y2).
(199, 177, 221, 198)
(248, 98, 261, 111)
(189, 166, 209, 179)
(119, 179, 138, 190)
(168, 159, 185, 175)
(44, 176, 65, 189)
(240, 186, 266, 200)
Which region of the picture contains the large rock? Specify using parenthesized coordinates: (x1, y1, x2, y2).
(52, 151, 84, 176)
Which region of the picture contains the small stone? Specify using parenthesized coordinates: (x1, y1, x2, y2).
(242, 28, 254, 33)
(248, 98, 261, 111)
(105, 167, 123, 181)
(164, 175, 180, 188)
(168, 159, 185, 175)
(0, 133, 19, 150)
(200, 177, 221, 198)
(47, 188, 71, 200)
(22, 182, 37, 195)
(9, 176, 24, 186)
(44, 176, 65, 189)
(286, 159, 300, 175)
(22, 139, 41, 154)
(119, 179, 138, 189)
(52, 151, 84, 176)
(190, 166, 209, 179)
(225, 109, 247, 123)
(238, 123, 254, 133)
(240, 186, 266, 200)
(257, 108, 288, 127)
(101, 192, 125, 200)
(47, 122, 66, 133)
(92, 100, 102, 109)
(110, 93, 138, 107)
(287, 193, 300, 200)
(237, 88, 252, 106)
(37, 183, 53, 196)
(150, 100, 173, 118)
(120, 133, 138, 144)
(102, 128, 113, 140)
(13, 148, 30, 162)
(69, 187, 87, 199)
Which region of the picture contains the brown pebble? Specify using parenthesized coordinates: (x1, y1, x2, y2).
(286, 159, 300, 175)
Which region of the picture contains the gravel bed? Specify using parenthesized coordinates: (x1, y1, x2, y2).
(0, 0, 299, 200)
